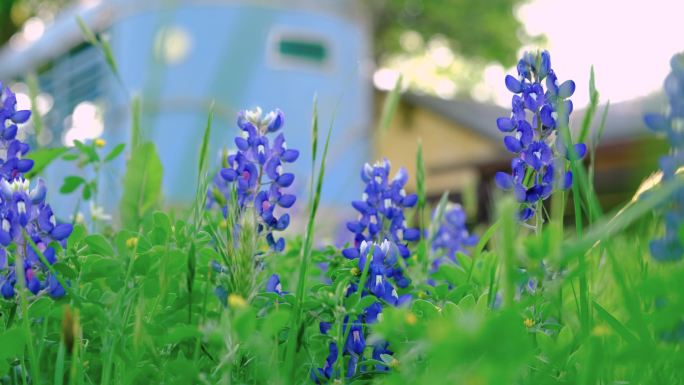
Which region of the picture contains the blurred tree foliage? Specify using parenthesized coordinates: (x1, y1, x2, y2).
(0, 0, 71, 46)
(371, 0, 532, 67)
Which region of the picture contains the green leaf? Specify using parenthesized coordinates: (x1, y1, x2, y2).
(60, 176, 86, 194)
(61, 153, 79, 161)
(73, 140, 99, 163)
(82, 255, 124, 282)
(160, 325, 202, 344)
(25, 147, 70, 179)
(411, 299, 441, 319)
(120, 142, 163, 230)
(0, 328, 26, 360)
(84, 234, 114, 256)
(104, 143, 126, 162)
(82, 183, 93, 200)
(261, 309, 291, 337)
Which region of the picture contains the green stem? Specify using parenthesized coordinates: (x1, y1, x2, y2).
(13, 245, 42, 385)
(285, 111, 334, 383)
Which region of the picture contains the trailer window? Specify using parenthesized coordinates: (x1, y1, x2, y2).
(269, 29, 331, 70)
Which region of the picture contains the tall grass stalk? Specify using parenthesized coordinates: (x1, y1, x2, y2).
(285, 103, 335, 382)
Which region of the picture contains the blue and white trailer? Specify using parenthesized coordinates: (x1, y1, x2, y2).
(0, 0, 372, 220)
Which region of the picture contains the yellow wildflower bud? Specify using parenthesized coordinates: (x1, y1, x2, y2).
(592, 324, 611, 337)
(524, 318, 535, 328)
(228, 294, 247, 308)
(126, 237, 139, 249)
(94, 138, 106, 148)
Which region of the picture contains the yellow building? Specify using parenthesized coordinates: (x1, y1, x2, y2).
(373, 90, 666, 219)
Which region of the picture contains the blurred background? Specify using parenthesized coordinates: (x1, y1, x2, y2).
(0, 0, 681, 226)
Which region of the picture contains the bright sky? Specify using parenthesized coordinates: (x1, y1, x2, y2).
(490, 0, 684, 107)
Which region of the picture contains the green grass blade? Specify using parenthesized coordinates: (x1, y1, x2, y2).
(415, 141, 429, 274)
(309, 96, 319, 202)
(197, 102, 214, 175)
(286, 108, 335, 382)
(498, 198, 517, 308)
(131, 96, 142, 150)
(560, 174, 684, 264)
(578, 66, 600, 143)
(588, 101, 611, 215)
(120, 142, 163, 230)
(54, 340, 66, 385)
(592, 300, 639, 344)
(378, 74, 403, 134)
(76, 16, 123, 84)
(26, 72, 44, 140)
(191, 102, 214, 226)
(99, 36, 120, 79)
(468, 219, 500, 285)
(76, 16, 97, 45)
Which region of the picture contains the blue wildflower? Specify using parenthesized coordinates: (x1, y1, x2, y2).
(495, 50, 586, 222)
(345, 320, 366, 355)
(343, 160, 419, 258)
(314, 161, 419, 382)
(265, 273, 286, 295)
(0, 82, 73, 300)
(644, 52, 684, 262)
(314, 240, 410, 382)
(371, 342, 393, 372)
(208, 107, 299, 252)
(430, 203, 478, 270)
(310, 342, 339, 383)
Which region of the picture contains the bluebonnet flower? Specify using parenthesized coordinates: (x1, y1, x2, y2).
(207, 107, 299, 252)
(430, 203, 478, 270)
(342, 160, 418, 287)
(310, 342, 339, 383)
(313, 240, 411, 382)
(343, 160, 419, 257)
(265, 273, 287, 295)
(495, 51, 587, 222)
(0, 82, 73, 300)
(371, 342, 393, 372)
(644, 53, 684, 262)
(312, 161, 419, 382)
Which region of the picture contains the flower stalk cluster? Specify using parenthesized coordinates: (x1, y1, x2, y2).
(208, 107, 299, 302)
(0, 83, 73, 299)
(313, 161, 418, 382)
(313, 240, 411, 383)
(430, 203, 478, 270)
(494, 51, 586, 222)
(644, 53, 684, 261)
(208, 107, 299, 252)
